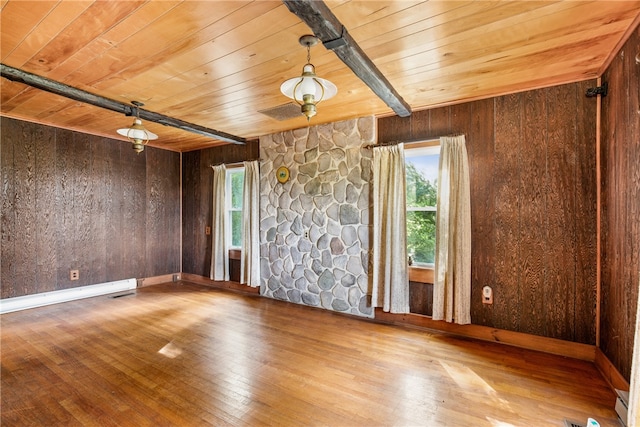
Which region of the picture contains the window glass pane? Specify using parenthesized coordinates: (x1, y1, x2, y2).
(407, 210, 436, 264)
(406, 146, 439, 266)
(406, 155, 438, 208)
(229, 170, 244, 209)
(230, 210, 242, 248)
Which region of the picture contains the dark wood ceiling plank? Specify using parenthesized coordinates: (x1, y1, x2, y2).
(282, 0, 412, 117)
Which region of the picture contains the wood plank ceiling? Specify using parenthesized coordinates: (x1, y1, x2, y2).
(1, 1, 639, 152)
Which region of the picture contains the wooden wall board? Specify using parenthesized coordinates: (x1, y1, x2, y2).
(518, 89, 546, 337)
(574, 80, 598, 345)
(0, 117, 181, 299)
(34, 122, 57, 293)
(72, 131, 94, 288)
(493, 93, 522, 333)
(145, 148, 181, 277)
(104, 141, 124, 282)
(89, 137, 110, 286)
(1, 119, 16, 298)
(54, 128, 76, 290)
(121, 147, 147, 280)
(13, 119, 38, 296)
(545, 83, 578, 341)
(181, 141, 260, 278)
(600, 25, 640, 382)
(377, 80, 598, 345)
(467, 98, 496, 327)
(181, 150, 201, 276)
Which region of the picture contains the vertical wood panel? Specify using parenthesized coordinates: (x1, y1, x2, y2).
(380, 80, 597, 345)
(146, 148, 181, 277)
(13, 119, 37, 296)
(545, 84, 577, 340)
(409, 282, 433, 316)
(409, 109, 429, 141)
(493, 93, 522, 332)
(467, 98, 496, 326)
(34, 124, 57, 293)
(55, 128, 75, 290)
(621, 31, 640, 381)
(72, 132, 93, 287)
(199, 150, 213, 278)
(105, 141, 124, 282)
(624, 27, 640, 381)
(518, 89, 547, 336)
(1, 118, 16, 298)
(428, 107, 451, 137)
(181, 141, 260, 277)
(574, 80, 598, 345)
(378, 115, 411, 143)
(121, 150, 147, 279)
(89, 138, 110, 285)
(600, 47, 623, 377)
(182, 150, 200, 275)
(1, 117, 181, 299)
(600, 25, 640, 381)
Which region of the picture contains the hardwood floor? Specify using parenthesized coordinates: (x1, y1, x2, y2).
(1, 282, 620, 426)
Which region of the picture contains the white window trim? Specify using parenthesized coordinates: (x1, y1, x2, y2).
(225, 165, 244, 250)
(405, 140, 440, 270)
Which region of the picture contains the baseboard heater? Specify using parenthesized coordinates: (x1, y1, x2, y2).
(0, 278, 137, 314)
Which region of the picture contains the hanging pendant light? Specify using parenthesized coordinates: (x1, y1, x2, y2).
(117, 101, 158, 153)
(280, 35, 337, 122)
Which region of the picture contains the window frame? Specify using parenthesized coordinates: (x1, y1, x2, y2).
(405, 139, 440, 273)
(225, 165, 245, 250)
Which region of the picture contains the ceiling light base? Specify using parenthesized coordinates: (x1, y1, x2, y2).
(299, 35, 319, 48)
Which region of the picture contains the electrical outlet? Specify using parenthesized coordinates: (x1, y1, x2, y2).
(70, 269, 79, 281)
(205, 226, 211, 235)
(482, 286, 493, 304)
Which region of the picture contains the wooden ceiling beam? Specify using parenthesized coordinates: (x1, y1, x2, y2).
(0, 63, 247, 145)
(283, 0, 412, 118)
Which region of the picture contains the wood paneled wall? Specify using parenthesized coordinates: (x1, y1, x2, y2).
(0, 117, 181, 298)
(181, 142, 259, 277)
(379, 80, 598, 345)
(600, 25, 640, 382)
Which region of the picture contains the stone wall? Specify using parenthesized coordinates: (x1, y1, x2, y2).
(259, 117, 375, 317)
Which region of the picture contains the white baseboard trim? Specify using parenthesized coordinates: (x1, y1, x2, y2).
(0, 278, 137, 314)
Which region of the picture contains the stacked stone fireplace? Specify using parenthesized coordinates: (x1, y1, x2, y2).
(259, 117, 375, 317)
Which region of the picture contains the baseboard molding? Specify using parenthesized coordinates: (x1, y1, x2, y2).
(374, 309, 596, 361)
(138, 273, 180, 287)
(595, 347, 630, 392)
(180, 273, 260, 295)
(0, 278, 137, 314)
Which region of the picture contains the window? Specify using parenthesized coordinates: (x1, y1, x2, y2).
(226, 167, 244, 249)
(405, 143, 440, 267)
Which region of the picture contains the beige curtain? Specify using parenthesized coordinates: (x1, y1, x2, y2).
(210, 165, 228, 281)
(240, 160, 260, 287)
(433, 135, 471, 324)
(371, 144, 410, 314)
(629, 276, 640, 427)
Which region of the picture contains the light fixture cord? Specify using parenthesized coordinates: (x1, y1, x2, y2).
(306, 44, 311, 64)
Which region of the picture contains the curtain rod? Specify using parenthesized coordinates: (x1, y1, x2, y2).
(363, 133, 464, 149)
(210, 159, 260, 168)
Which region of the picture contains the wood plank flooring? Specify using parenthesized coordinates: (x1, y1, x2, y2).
(1, 282, 620, 426)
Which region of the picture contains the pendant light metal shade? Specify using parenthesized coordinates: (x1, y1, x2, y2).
(280, 35, 337, 121)
(116, 101, 158, 153)
(280, 64, 337, 102)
